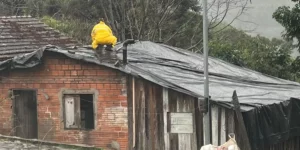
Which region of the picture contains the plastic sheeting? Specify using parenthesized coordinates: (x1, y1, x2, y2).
(115, 42, 300, 110)
(243, 98, 300, 149)
(1, 41, 300, 148)
(1, 41, 300, 109)
(0, 45, 123, 73)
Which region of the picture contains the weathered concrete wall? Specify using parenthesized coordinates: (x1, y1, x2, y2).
(0, 52, 128, 149)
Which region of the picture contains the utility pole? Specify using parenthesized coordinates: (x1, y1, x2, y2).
(122, 0, 126, 41)
(202, 0, 211, 145)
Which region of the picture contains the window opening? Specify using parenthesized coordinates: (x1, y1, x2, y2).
(63, 94, 95, 130)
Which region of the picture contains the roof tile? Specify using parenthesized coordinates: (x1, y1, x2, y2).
(0, 16, 79, 61)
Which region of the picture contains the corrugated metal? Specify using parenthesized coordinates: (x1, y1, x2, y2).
(0, 16, 78, 61)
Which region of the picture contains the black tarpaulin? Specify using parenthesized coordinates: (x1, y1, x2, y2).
(1, 41, 300, 148)
(116, 41, 300, 110)
(243, 98, 300, 149)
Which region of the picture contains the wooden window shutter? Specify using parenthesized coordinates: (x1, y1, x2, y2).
(64, 95, 81, 129)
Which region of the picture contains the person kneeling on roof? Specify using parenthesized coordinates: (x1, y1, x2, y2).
(91, 18, 117, 51)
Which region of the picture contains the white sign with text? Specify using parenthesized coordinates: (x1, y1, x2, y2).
(170, 113, 193, 133)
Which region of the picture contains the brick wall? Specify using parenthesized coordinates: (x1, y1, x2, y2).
(0, 51, 128, 149)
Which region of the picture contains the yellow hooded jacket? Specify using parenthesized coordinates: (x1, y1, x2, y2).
(91, 21, 117, 49)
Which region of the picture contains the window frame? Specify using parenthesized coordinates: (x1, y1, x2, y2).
(59, 89, 98, 130)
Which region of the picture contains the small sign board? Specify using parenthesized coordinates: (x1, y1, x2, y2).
(170, 113, 193, 133)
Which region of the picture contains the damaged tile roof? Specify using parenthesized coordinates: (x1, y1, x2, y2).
(0, 16, 78, 61)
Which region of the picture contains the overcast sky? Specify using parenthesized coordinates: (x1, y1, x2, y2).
(225, 0, 294, 39)
(207, 0, 298, 56)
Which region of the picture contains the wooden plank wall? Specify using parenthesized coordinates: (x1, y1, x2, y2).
(210, 104, 236, 146)
(168, 89, 198, 150)
(127, 76, 202, 150)
(125, 76, 300, 150)
(127, 76, 164, 150)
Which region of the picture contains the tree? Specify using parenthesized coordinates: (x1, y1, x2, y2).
(273, 0, 300, 50)
(209, 27, 296, 80)
(0, 0, 250, 51)
(0, 0, 27, 15)
(3, 0, 299, 81)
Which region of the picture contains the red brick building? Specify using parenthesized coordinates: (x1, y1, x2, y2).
(0, 16, 128, 149)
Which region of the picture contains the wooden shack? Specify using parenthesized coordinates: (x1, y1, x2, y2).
(127, 76, 300, 150)
(120, 41, 300, 150)
(127, 77, 200, 150)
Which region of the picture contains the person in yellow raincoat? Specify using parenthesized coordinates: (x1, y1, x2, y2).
(91, 19, 117, 50)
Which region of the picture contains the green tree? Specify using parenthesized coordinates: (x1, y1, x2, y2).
(273, 0, 300, 49)
(2, 0, 299, 81)
(209, 27, 295, 80)
(0, 0, 248, 50)
(21, 0, 201, 43)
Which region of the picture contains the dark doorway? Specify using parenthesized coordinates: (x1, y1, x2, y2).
(12, 90, 38, 139)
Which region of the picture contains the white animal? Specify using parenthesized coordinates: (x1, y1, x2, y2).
(200, 144, 218, 150)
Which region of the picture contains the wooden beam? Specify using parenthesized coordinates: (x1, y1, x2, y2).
(163, 88, 170, 150)
(211, 105, 219, 146)
(226, 109, 235, 141)
(195, 99, 203, 148)
(132, 77, 136, 148)
(137, 79, 146, 150)
(126, 76, 133, 150)
(220, 108, 226, 144)
(232, 90, 251, 150)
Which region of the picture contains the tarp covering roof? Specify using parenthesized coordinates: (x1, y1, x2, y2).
(1, 41, 300, 111)
(118, 42, 300, 111)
